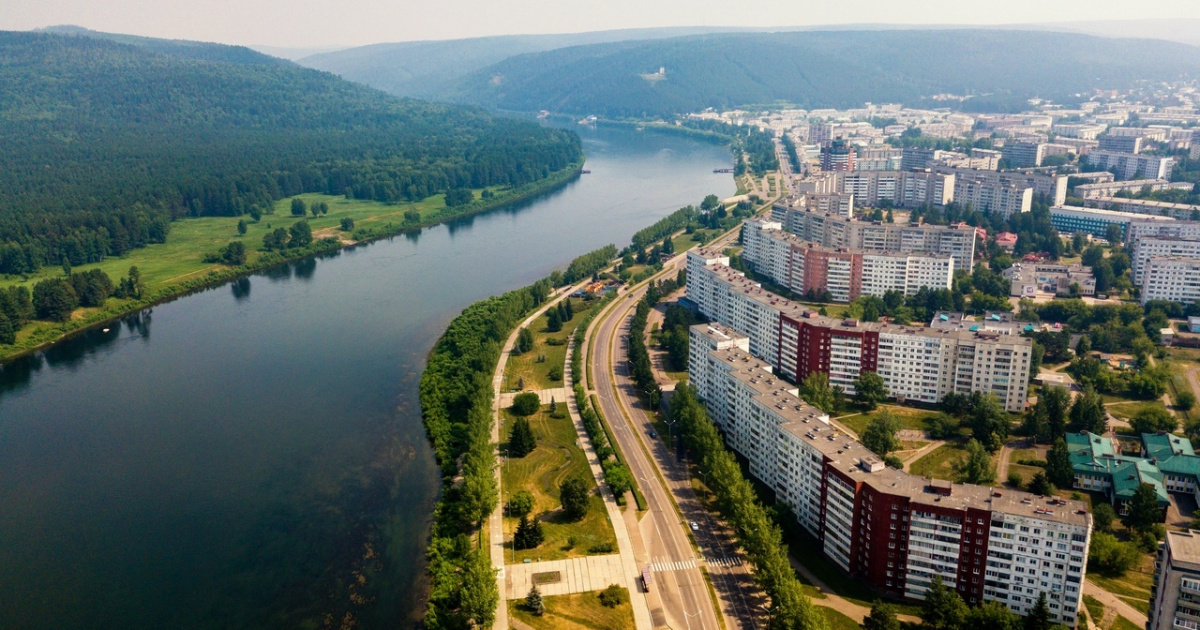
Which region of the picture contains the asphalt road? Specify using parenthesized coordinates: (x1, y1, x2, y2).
(589, 229, 759, 630)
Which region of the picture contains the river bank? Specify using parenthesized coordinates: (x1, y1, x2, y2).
(0, 161, 583, 365)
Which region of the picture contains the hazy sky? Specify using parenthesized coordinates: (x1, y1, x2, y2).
(4, 0, 1200, 49)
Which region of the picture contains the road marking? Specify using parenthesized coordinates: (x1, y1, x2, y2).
(650, 558, 697, 572)
(704, 556, 742, 568)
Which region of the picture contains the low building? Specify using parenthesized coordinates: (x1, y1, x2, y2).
(1089, 196, 1200, 221)
(1003, 262, 1096, 297)
(1049, 205, 1175, 239)
(995, 232, 1018, 253)
(1067, 432, 1171, 515)
(1073, 178, 1179, 199)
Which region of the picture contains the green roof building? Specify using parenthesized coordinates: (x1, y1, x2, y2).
(1066, 431, 1171, 515)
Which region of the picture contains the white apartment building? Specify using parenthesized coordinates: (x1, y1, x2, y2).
(690, 343, 1090, 624)
(1126, 219, 1200, 246)
(771, 200, 977, 271)
(835, 170, 955, 208)
(1086, 150, 1175, 180)
(1141, 257, 1200, 306)
(1147, 530, 1200, 630)
(1073, 178, 1180, 199)
(1131, 237, 1200, 285)
(953, 177, 1033, 217)
(1090, 197, 1200, 221)
(932, 167, 1069, 206)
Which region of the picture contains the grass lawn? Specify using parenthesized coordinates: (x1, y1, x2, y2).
(1089, 559, 1155, 617)
(837, 405, 942, 437)
(909, 444, 967, 482)
(1007, 447, 1045, 485)
(505, 298, 599, 392)
(1112, 616, 1142, 630)
(1082, 595, 1105, 624)
(500, 406, 616, 563)
(1108, 400, 1170, 421)
(821, 608, 860, 630)
(509, 590, 634, 630)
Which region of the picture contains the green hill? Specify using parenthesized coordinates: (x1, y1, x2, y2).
(0, 31, 582, 275)
(297, 27, 747, 98)
(441, 29, 1200, 117)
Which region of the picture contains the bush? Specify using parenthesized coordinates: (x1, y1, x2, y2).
(1093, 502, 1115, 532)
(597, 584, 626, 608)
(1088, 531, 1141, 576)
(589, 542, 614, 553)
(1179, 391, 1197, 411)
(548, 364, 563, 382)
(340, 217, 355, 231)
(511, 392, 541, 416)
(1007, 472, 1023, 489)
(505, 490, 534, 517)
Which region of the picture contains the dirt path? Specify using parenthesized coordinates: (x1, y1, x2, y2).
(901, 441, 944, 472)
(1084, 579, 1148, 628)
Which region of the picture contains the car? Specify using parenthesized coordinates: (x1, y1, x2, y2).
(648, 430, 657, 438)
(689, 521, 699, 532)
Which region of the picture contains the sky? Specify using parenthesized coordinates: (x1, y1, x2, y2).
(3, 0, 1200, 50)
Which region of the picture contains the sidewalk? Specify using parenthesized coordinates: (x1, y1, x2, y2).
(497, 387, 573, 408)
(506, 554, 628, 598)
(1084, 579, 1148, 628)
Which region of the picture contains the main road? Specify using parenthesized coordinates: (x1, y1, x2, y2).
(586, 226, 754, 630)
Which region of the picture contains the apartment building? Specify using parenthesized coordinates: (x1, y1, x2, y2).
(1089, 197, 1200, 221)
(1085, 150, 1175, 180)
(771, 200, 977, 271)
(821, 139, 856, 172)
(1131, 236, 1200, 285)
(1148, 530, 1200, 630)
(686, 250, 1033, 411)
(855, 146, 903, 171)
(689, 337, 1090, 624)
(932, 167, 1069, 206)
(1001, 141, 1049, 168)
(835, 170, 956, 209)
(1049, 205, 1175, 239)
(953, 177, 1033, 217)
(741, 220, 954, 301)
(1141, 257, 1200, 306)
(1126, 219, 1200, 246)
(1052, 123, 1107, 140)
(1097, 134, 1144, 154)
(1073, 178, 1178, 199)
(1003, 263, 1096, 298)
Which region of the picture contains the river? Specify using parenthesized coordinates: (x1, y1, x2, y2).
(0, 123, 734, 629)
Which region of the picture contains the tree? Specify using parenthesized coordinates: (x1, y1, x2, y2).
(954, 439, 996, 484)
(1046, 438, 1074, 488)
(1068, 386, 1106, 434)
(854, 371, 888, 410)
(526, 585, 545, 616)
(1093, 502, 1115, 533)
(1039, 386, 1071, 441)
(968, 392, 1009, 452)
(1027, 471, 1054, 496)
(459, 546, 498, 629)
(514, 514, 544, 549)
(32, 278, 79, 322)
(287, 220, 312, 248)
(1123, 482, 1163, 533)
(1088, 531, 1140, 576)
(547, 308, 562, 333)
(515, 328, 534, 354)
(340, 217, 355, 231)
(598, 584, 627, 608)
(1130, 406, 1177, 435)
(1180, 391, 1197, 411)
(966, 600, 1019, 630)
(861, 411, 901, 457)
(863, 601, 900, 630)
(559, 477, 590, 520)
(799, 372, 837, 414)
(221, 241, 247, 266)
(237, 219, 247, 235)
(921, 575, 966, 630)
(506, 490, 534, 517)
(547, 364, 563, 382)
(1023, 593, 1052, 630)
(549, 398, 557, 414)
(0, 311, 13, 345)
(290, 198, 307, 216)
(1076, 334, 1091, 356)
(509, 417, 537, 456)
(511, 392, 541, 417)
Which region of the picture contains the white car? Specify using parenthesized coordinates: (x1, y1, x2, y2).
(689, 521, 699, 532)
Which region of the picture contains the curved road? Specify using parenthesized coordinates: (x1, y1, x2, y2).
(587, 227, 752, 630)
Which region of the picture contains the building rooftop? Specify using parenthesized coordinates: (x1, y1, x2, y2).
(1166, 530, 1200, 567)
(1051, 204, 1177, 222)
(1066, 431, 1171, 503)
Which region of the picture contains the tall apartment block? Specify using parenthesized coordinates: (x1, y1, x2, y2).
(932, 167, 1068, 207)
(1141, 258, 1200, 306)
(689, 326, 1091, 625)
(834, 170, 955, 209)
(1126, 220, 1200, 246)
(740, 220, 954, 302)
(771, 200, 977, 271)
(1000, 141, 1049, 168)
(1148, 530, 1200, 630)
(1086, 150, 1175, 180)
(1131, 236, 1200, 285)
(685, 250, 1033, 411)
(821, 139, 856, 172)
(952, 177, 1033, 218)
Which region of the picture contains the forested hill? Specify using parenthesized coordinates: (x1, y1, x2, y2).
(442, 29, 1200, 118)
(0, 32, 582, 275)
(38, 25, 288, 66)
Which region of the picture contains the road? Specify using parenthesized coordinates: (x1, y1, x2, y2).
(587, 227, 762, 630)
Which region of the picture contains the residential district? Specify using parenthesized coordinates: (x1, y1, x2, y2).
(497, 84, 1200, 630)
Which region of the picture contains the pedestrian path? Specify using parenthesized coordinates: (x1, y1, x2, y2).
(650, 558, 696, 572)
(506, 554, 629, 599)
(497, 387, 572, 408)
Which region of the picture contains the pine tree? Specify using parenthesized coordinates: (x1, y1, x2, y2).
(1123, 482, 1163, 533)
(514, 514, 544, 550)
(526, 585, 545, 616)
(921, 576, 966, 630)
(1023, 592, 1052, 630)
(547, 308, 563, 333)
(954, 439, 996, 484)
(1068, 386, 1106, 434)
(1046, 438, 1073, 487)
(509, 417, 537, 457)
(863, 601, 900, 630)
(563, 298, 574, 319)
(1027, 471, 1054, 496)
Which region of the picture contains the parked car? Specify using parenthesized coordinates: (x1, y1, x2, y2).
(689, 521, 699, 532)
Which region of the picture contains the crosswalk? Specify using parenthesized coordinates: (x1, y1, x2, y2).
(649, 556, 743, 572)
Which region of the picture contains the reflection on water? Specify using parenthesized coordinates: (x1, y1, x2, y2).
(0, 122, 734, 630)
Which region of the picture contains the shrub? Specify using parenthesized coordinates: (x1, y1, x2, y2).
(1007, 472, 1023, 489)
(505, 490, 534, 518)
(598, 584, 626, 608)
(511, 392, 541, 416)
(547, 364, 563, 382)
(589, 542, 614, 554)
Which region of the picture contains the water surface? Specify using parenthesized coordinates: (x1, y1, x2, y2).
(0, 123, 734, 629)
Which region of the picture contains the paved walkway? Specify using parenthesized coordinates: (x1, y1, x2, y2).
(497, 387, 572, 408)
(1084, 579, 1148, 628)
(787, 554, 920, 624)
(506, 554, 629, 598)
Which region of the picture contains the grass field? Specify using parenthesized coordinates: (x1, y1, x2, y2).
(909, 444, 967, 482)
(836, 405, 942, 437)
(821, 608, 860, 630)
(1082, 594, 1105, 625)
(1008, 447, 1046, 484)
(1108, 400, 1171, 422)
(500, 405, 616, 562)
(509, 590, 634, 630)
(505, 298, 599, 392)
(1112, 616, 1142, 630)
(1089, 558, 1155, 616)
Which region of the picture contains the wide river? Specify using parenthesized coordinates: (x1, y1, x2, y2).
(0, 123, 734, 629)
